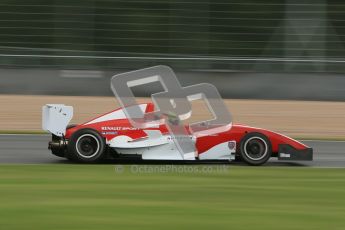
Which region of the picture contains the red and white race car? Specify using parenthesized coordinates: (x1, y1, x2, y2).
(42, 103, 313, 165)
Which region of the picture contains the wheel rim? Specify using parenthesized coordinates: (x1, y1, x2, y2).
(76, 134, 100, 158)
(243, 137, 268, 161)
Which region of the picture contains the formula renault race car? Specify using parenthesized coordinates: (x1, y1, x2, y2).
(42, 103, 313, 165)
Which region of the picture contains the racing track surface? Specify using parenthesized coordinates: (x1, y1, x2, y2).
(0, 134, 345, 167)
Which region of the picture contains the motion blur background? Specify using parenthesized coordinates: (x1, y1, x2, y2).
(0, 0, 345, 100)
(1, 3, 345, 230)
(0, 0, 344, 137)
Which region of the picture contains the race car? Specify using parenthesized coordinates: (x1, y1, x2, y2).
(42, 103, 313, 165)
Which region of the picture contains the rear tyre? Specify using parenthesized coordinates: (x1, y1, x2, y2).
(239, 133, 272, 166)
(67, 128, 106, 163)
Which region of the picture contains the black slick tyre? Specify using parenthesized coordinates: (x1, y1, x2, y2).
(239, 132, 272, 166)
(67, 128, 106, 163)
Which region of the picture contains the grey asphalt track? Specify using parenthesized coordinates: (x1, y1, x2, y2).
(0, 134, 345, 167)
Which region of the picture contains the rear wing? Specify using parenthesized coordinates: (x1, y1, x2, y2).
(42, 104, 73, 137)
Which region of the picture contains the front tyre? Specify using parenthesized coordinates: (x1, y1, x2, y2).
(67, 129, 106, 163)
(239, 133, 272, 166)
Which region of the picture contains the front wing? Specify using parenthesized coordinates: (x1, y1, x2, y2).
(278, 144, 313, 161)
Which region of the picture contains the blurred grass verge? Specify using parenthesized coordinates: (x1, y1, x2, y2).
(0, 165, 344, 230)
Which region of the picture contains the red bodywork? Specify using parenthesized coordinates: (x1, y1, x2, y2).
(64, 103, 308, 156)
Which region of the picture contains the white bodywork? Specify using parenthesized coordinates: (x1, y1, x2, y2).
(109, 130, 236, 161)
(42, 104, 73, 137)
(199, 141, 236, 160)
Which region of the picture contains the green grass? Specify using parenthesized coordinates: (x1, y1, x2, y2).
(0, 165, 345, 230)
